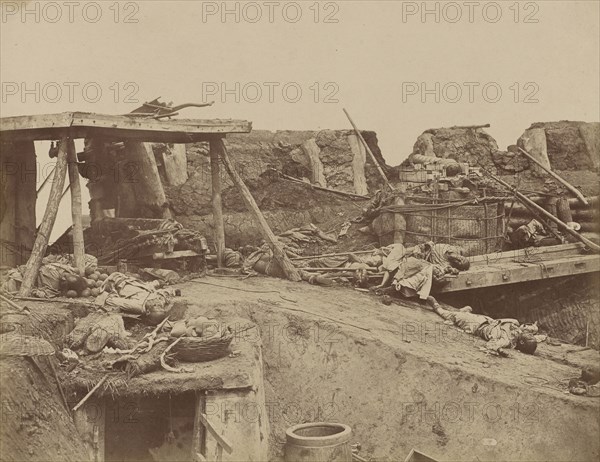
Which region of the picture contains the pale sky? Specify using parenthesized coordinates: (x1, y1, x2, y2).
(1, 0, 599, 239)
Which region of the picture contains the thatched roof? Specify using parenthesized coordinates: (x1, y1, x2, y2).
(63, 337, 260, 397)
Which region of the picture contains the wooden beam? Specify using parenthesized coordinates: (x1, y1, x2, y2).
(67, 139, 85, 276)
(343, 108, 393, 191)
(436, 254, 600, 293)
(468, 242, 588, 264)
(0, 112, 252, 142)
(215, 137, 301, 281)
(18, 138, 69, 296)
(209, 139, 226, 268)
(517, 147, 589, 206)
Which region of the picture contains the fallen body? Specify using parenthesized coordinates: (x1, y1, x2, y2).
(374, 242, 469, 299)
(427, 296, 538, 356)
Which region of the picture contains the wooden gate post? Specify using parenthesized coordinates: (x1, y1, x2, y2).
(19, 137, 69, 296)
(209, 139, 226, 267)
(67, 139, 85, 275)
(213, 137, 301, 281)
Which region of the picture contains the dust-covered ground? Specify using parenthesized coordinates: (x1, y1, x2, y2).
(176, 275, 600, 462)
(1, 275, 598, 462)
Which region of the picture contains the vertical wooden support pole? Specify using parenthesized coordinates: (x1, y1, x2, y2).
(18, 137, 69, 296)
(67, 139, 85, 275)
(192, 393, 205, 461)
(209, 138, 226, 267)
(215, 138, 301, 281)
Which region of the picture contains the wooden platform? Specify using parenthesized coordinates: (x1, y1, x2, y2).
(435, 243, 600, 293)
(0, 112, 252, 143)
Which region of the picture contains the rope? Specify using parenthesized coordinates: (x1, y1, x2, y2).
(189, 279, 298, 303)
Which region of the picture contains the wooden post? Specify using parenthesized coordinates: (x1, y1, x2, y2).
(214, 137, 301, 281)
(67, 139, 85, 275)
(343, 108, 393, 191)
(487, 173, 600, 252)
(557, 197, 574, 223)
(18, 137, 69, 296)
(517, 147, 589, 206)
(209, 139, 226, 267)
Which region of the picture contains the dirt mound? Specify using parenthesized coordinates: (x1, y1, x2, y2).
(0, 304, 89, 462)
(408, 127, 500, 169)
(528, 121, 600, 171)
(162, 129, 388, 219)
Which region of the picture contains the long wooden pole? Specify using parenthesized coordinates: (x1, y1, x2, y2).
(36, 165, 56, 197)
(214, 137, 301, 281)
(67, 139, 85, 276)
(343, 108, 393, 191)
(275, 170, 370, 199)
(291, 250, 376, 261)
(209, 139, 226, 268)
(19, 138, 69, 296)
(72, 374, 108, 412)
(517, 147, 588, 206)
(488, 173, 600, 252)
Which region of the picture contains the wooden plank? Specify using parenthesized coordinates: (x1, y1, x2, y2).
(71, 112, 251, 134)
(436, 254, 600, 293)
(0, 112, 252, 142)
(198, 412, 233, 455)
(209, 138, 226, 268)
(468, 243, 587, 265)
(0, 112, 74, 132)
(67, 139, 85, 276)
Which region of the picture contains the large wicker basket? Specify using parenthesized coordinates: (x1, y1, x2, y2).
(172, 328, 234, 362)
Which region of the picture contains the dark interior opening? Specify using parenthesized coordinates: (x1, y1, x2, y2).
(104, 391, 196, 462)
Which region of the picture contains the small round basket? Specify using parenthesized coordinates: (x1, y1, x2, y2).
(173, 328, 234, 363)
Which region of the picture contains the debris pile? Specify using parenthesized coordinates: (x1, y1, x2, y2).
(407, 124, 499, 170)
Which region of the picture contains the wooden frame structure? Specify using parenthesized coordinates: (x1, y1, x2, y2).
(435, 243, 600, 293)
(1, 112, 300, 296)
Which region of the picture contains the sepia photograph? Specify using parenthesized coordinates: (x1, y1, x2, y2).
(0, 1, 599, 461)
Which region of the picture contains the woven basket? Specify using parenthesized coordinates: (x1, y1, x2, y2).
(173, 329, 234, 363)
